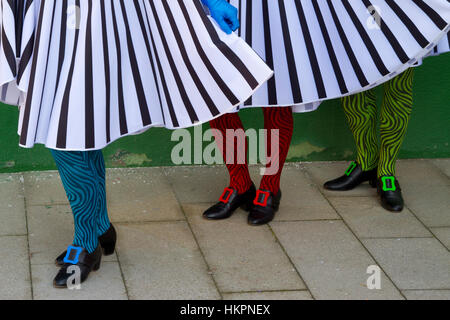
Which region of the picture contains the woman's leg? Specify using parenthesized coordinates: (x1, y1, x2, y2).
(323, 90, 379, 191)
(88, 150, 111, 236)
(259, 107, 294, 195)
(379, 68, 414, 178)
(209, 113, 253, 194)
(50, 150, 100, 253)
(342, 89, 379, 171)
(248, 107, 293, 226)
(203, 114, 255, 220)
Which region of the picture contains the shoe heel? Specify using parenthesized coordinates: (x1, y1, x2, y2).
(99, 225, 117, 256)
(93, 261, 101, 272)
(101, 243, 116, 256)
(369, 179, 377, 188)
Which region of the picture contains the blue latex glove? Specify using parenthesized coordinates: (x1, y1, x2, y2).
(202, 0, 240, 34)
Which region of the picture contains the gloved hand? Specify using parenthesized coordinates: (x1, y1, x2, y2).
(201, 0, 240, 34)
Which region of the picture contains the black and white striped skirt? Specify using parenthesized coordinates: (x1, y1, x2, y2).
(430, 31, 450, 56)
(229, 0, 450, 113)
(0, 0, 22, 105)
(417, 31, 449, 65)
(15, 0, 273, 151)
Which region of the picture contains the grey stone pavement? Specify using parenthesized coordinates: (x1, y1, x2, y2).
(0, 159, 449, 300)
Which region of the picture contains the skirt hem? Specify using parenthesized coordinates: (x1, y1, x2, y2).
(18, 70, 275, 151)
(241, 26, 450, 111)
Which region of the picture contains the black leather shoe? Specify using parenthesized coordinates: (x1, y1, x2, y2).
(248, 189, 281, 226)
(324, 162, 377, 191)
(55, 224, 116, 266)
(203, 184, 256, 220)
(53, 244, 102, 289)
(377, 176, 404, 212)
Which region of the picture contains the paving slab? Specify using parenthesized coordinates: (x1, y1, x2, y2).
(329, 197, 431, 238)
(223, 291, 313, 300)
(163, 166, 230, 204)
(4, 160, 450, 300)
(430, 227, 450, 250)
(271, 221, 404, 300)
(116, 222, 220, 300)
(302, 162, 378, 197)
(0, 173, 26, 236)
(165, 164, 338, 221)
(431, 159, 450, 178)
(31, 262, 127, 300)
(362, 238, 450, 290)
(275, 165, 339, 221)
(183, 203, 305, 293)
(396, 160, 449, 187)
(402, 290, 450, 300)
(27, 205, 117, 265)
(163, 165, 266, 204)
(0, 236, 32, 300)
(106, 168, 183, 222)
(403, 184, 450, 227)
(23, 171, 68, 206)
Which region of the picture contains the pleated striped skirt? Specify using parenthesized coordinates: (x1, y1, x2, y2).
(417, 31, 449, 65)
(229, 0, 450, 113)
(430, 31, 450, 56)
(0, 0, 22, 105)
(14, 0, 273, 151)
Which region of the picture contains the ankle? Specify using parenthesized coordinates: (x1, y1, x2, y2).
(259, 181, 280, 195)
(378, 172, 396, 179)
(97, 222, 111, 237)
(73, 242, 98, 254)
(230, 180, 253, 194)
(358, 163, 378, 173)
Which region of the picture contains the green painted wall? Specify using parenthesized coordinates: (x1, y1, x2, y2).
(1, 55, 449, 173)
